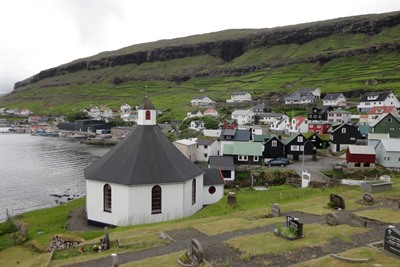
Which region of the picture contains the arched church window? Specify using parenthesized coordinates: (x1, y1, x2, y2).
(103, 184, 112, 212)
(146, 110, 151, 120)
(192, 179, 196, 205)
(151, 185, 162, 214)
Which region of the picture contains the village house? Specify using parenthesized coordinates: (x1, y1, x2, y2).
(270, 116, 289, 133)
(357, 91, 400, 112)
(329, 123, 363, 152)
(190, 96, 214, 106)
(367, 133, 390, 147)
(219, 128, 252, 157)
(222, 141, 263, 166)
(222, 119, 238, 129)
(308, 106, 334, 121)
(283, 133, 316, 161)
(308, 121, 332, 134)
(231, 109, 254, 125)
(304, 131, 330, 149)
(284, 88, 321, 105)
(252, 103, 272, 114)
(120, 103, 132, 112)
(173, 139, 198, 162)
(367, 106, 399, 124)
(208, 156, 235, 181)
(259, 113, 288, 125)
(369, 113, 400, 138)
(286, 116, 309, 135)
(327, 109, 352, 124)
(196, 139, 219, 162)
(322, 93, 346, 107)
(84, 97, 224, 226)
(189, 120, 205, 131)
(346, 145, 376, 168)
(203, 108, 219, 117)
(186, 110, 203, 119)
(375, 138, 400, 169)
(262, 136, 286, 160)
(226, 91, 252, 102)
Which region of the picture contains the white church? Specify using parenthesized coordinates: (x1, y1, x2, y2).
(85, 97, 225, 226)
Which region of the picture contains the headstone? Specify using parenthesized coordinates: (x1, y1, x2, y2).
(380, 175, 391, 182)
(189, 239, 204, 265)
(384, 226, 400, 257)
(227, 192, 237, 206)
(363, 193, 374, 204)
(111, 253, 119, 267)
(272, 203, 281, 217)
(103, 227, 110, 250)
(349, 214, 367, 228)
(326, 213, 339, 226)
(330, 194, 345, 209)
(286, 216, 303, 238)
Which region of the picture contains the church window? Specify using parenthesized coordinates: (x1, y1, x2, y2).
(103, 184, 112, 212)
(146, 110, 151, 120)
(208, 186, 216, 194)
(192, 179, 196, 205)
(151, 185, 162, 214)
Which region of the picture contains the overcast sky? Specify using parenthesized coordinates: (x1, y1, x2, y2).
(0, 0, 399, 94)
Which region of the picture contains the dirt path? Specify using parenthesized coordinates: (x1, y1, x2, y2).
(62, 201, 399, 267)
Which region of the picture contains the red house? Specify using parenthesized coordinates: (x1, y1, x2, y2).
(223, 119, 238, 129)
(346, 145, 376, 168)
(308, 121, 331, 134)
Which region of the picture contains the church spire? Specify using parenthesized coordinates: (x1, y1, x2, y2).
(137, 97, 156, 125)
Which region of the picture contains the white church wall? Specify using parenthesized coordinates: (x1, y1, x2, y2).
(182, 175, 204, 217)
(86, 180, 130, 226)
(203, 184, 224, 205)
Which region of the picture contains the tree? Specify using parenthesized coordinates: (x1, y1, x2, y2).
(178, 129, 201, 139)
(66, 111, 89, 122)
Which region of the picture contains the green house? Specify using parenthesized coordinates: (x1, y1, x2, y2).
(369, 113, 400, 138)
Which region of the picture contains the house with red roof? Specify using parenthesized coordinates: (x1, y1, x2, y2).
(367, 106, 399, 124)
(346, 145, 376, 168)
(203, 108, 219, 117)
(286, 116, 309, 136)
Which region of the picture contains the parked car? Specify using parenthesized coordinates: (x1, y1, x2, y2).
(265, 158, 289, 166)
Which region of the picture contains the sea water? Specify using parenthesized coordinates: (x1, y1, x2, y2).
(0, 131, 110, 222)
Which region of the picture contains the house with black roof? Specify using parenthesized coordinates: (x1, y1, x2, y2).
(263, 136, 286, 160)
(85, 97, 224, 226)
(208, 156, 235, 181)
(328, 123, 363, 152)
(308, 106, 334, 121)
(357, 91, 400, 112)
(283, 133, 316, 161)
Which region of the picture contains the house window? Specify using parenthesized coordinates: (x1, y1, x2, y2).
(272, 140, 277, 147)
(238, 155, 248, 161)
(103, 184, 112, 212)
(146, 110, 151, 120)
(342, 128, 346, 133)
(204, 153, 208, 158)
(253, 156, 259, 162)
(151, 185, 162, 214)
(387, 117, 393, 123)
(204, 145, 208, 149)
(297, 136, 303, 142)
(291, 145, 300, 151)
(386, 157, 391, 161)
(192, 179, 196, 205)
(208, 186, 216, 194)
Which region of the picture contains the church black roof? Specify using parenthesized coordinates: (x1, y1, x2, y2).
(204, 168, 225, 186)
(84, 125, 204, 185)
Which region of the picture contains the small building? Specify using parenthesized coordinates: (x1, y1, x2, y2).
(367, 133, 390, 147)
(222, 142, 263, 165)
(304, 131, 330, 149)
(189, 120, 205, 131)
(357, 91, 400, 112)
(327, 110, 352, 124)
(270, 116, 289, 133)
(308, 121, 332, 134)
(203, 169, 225, 205)
(173, 139, 198, 162)
(308, 106, 334, 121)
(323, 93, 346, 107)
(369, 113, 400, 138)
(287, 116, 309, 135)
(259, 113, 287, 125)
(186, 110, 203, 119)
(284, 88, 321, 105)
(283, 133, 316, 161)
(263, 136, 286, 160)
(226, 91, 252, 103)
(222, 119, 238, 129)
(375, 139, 400, 169)
(329, 123, 363, 152)
(231, 109, 254, 125)
(346, 145, 376, 168)
(191, 96, 214, 106)
(208, 156, 235, 181)
(203, 108, 219, 117)
(196, 139, 219, 162)
(368, 106, 399, 124)
(252, 103, 271, 114)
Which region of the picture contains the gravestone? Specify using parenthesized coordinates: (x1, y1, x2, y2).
(227, 192, 237, 206)
(326, 213, 339, 226)
(286, 216, 303, 238)
(363, 193, 374, 204)
(330, 194, 345, 209)
(384, 226, 400, 257)
(349, 214, 367, 228)
(272, 203, 281, 217)
(189, 239, 204, 265)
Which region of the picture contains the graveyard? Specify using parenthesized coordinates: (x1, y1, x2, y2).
(0, 171, 399, 266)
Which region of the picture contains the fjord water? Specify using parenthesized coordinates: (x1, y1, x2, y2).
(0, 132, 110, 222)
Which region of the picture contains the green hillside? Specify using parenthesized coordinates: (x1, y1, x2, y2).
(1, 12, 400, 120)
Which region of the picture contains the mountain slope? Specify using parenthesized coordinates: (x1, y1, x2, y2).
(1, 11, 400, 118)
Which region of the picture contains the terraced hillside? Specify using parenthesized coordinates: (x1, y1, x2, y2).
(1, 11, 399, 119)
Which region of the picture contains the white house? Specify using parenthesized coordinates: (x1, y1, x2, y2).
(186, 110, 203, 119)
(270, 116, 289, 133)
(196, 139, 220, 162)
(231, 109, 254, 125)
(327, 110, 352, 123)
(323, 93, 346, 107)
(375, 138, 400, 169)
(191, 96, 214, 106)
(85, 97, 224, 226)
(189, 120, 205, 131)
(357, 91, 400, 112)
(173, 139, 198, 162)
(286, 116, 309, 135)
(259, 113, 287, 125)
(120, 103, 132, 112)
(226, 91, 252, 103)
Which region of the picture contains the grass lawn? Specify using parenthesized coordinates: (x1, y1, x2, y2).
(292, 246, 400, 267)
(226, 224, 369, 256)
(0, 245, 50, 267)
(355, 208, 400, 224)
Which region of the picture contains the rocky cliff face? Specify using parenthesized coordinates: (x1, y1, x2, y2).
(14, 12, 400, 90)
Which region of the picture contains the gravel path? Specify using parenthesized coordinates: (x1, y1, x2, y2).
(62, 201, 399, 267)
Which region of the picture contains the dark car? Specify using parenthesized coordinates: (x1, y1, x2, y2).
(265, 158, 289, 166)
